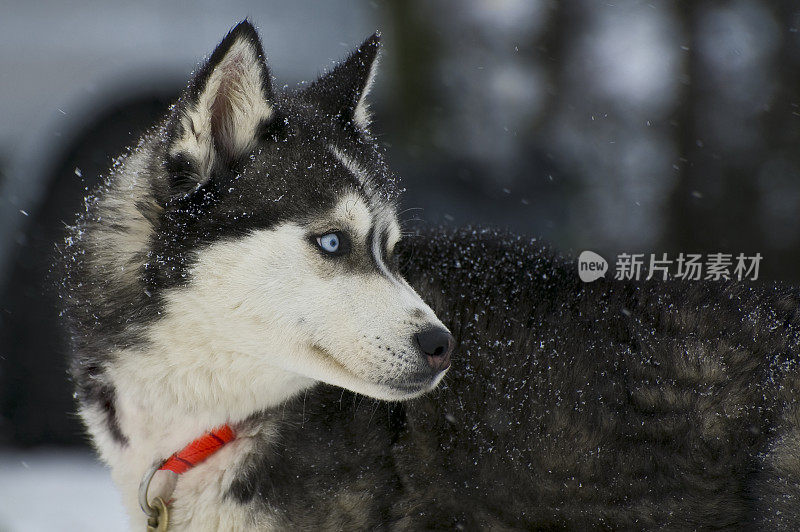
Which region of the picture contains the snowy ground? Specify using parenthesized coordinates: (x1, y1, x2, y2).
(0, 449, 127, 532)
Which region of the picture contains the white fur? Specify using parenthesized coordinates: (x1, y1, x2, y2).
(353, 53, 379, 130)
(328, 144, 381, 200)
(329, 145, 369, 183)
(371, 203, 404, 286)
(86, 148, 161, 285)
(329, 145, 404, 285)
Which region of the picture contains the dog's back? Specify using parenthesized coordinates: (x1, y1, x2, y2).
(401, 227, 800, 528)
(230, 227, 800, 529)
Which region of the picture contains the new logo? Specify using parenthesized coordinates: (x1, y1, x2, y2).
(578, 251, 608, 283)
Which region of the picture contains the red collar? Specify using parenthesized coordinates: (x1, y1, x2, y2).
(159, 424, 236, 474)
(140, 424, 236, 527)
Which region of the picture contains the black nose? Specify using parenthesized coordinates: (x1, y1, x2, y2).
(415, 327, 454, 372)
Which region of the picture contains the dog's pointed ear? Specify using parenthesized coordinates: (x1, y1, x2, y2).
(304, 33, 381, 131)
(166, 20, 273, 195)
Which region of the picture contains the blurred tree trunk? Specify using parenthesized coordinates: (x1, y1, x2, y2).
(382, 0, 439, 148)
(665, 1, 745, 254)
(666, 0, 798, 280)
(761, 0, 800, 279)
(533, 1, 572, 131)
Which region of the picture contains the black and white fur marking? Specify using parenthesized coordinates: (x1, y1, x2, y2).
(60, 21, 800, 530)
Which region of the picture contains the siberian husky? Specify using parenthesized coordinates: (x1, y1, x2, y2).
(61, 20, 800, 530)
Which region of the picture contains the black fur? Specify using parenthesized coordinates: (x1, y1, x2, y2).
(228, 387, 406, 530)
(229, 227, 800, 529)
(301, 32, 381, 128)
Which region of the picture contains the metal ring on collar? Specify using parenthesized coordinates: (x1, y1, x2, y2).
(139, 460, 165, 519)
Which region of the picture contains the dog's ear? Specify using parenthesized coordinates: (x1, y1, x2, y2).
(303, 33, 381, 131)
(166, 20, 273, 195)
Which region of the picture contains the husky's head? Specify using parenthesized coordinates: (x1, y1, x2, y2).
(75, 21, 452, 408)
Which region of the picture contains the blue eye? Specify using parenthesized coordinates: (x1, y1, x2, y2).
(317, 233, 340, 253)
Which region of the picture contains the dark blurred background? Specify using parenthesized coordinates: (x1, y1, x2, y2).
(1, 1, 799, 525)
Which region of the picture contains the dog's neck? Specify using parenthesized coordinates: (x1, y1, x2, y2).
(102, 292, 317, 454)
(91, 341, 316, 527)
(107, 347, 309, 449)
